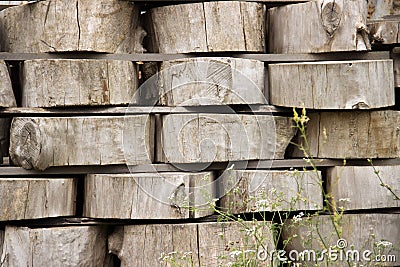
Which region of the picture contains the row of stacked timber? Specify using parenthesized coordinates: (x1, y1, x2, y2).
(0, 0, 399, 266)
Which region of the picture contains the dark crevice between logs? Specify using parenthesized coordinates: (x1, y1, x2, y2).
(7, 61, 22, 107)
(75, 175, 85, 217)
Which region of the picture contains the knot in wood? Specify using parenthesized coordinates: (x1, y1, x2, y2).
(321, 2, 342, 38)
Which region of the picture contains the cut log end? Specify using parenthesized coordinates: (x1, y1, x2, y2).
(9, 119, 41, 170)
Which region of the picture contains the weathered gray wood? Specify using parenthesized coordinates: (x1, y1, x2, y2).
(84, 172, 215, 219)
(158, 57, 266, 106)
(0, 0, 145, 53)
(109, 222, 275, 266)
(157, 114, 296, 163)
(147, 1, 265, 53)
(0, 60, 16, 108)
(283, 214, 400, 266)
(269, 0, 370, 53)
(327, 166, 400, 210)
(1, 226, 108, 267)
(197, 221, 275, 266)
(392, 50, 400, 87)
(0, 159, 377, 176)
(21, 60, 138, 107)
(109, 224, 200, 266)
(269, 60, 394, 109)
(0, 178, 76, 221)
(9, 115, 154, 170)
(367, 0, 400, 20)
(367, 1, 400, 44)
(289, 111, 400, 159)
(368, 20, 400, 45)
(220, 170, 323, 213)
(0, 51, 390, 62)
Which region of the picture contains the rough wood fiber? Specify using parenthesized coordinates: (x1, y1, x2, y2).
(392, 51, 400, 87)
(22, 60, 138, 107)
(219, 170, 323, 213)
(1, 226, 108, 267)
(157, 114, 296, 163)
(369, 20, 400, 45)
(108, 221, 275, 266)
(289, 111, 400, 159)
(0, 0, 145, 53)
(367, 0, 400, 20)
(197, 221, 275, 266)
(0, 178, 76, 221)
(283, 214, 400, 266)
(0, 60, 16, 107)
(9, 115, 154, 170)
(147, 1, 265, 53)
(327, 166, 400, 210)
(269, 0, 370, 53)
(109, 224, 200, 267)
(158, 58, 266, 106)
(367, 1, 400, 45)
(84, 172, 215, 219)
(269, 60, 394, 109)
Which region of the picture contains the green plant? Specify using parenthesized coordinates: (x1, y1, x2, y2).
(159, 107, 399, 267)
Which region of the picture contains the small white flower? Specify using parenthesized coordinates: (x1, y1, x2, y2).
(244, 226, 256, 236)
(293, 213, 304, 223)
(376, 241, 393, 248)
(229, 250, 242, 258)
(255, 199, 269, 208)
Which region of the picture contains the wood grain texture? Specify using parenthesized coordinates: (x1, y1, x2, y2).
(219, 170, 323, 213)
(109, 224, 200, 267)
(84, 172, 215, 219)
(0, 178, 76, 221)
(289, 111, 400, 159)
(392, 52, 400, 87)
(327, 166, 400, 210)
(9, 115, 154, 170)
(269, 60, 394, 109)
(269, 0, 370, 53)
(147, 1, 265, 53)
(158, 57, 266, 106)
(0, 0, 145, 53)
(367, 0, 400, 20)
(21, 60, 138, 107)
(1, 226, 108, 267)
(109, 221, 275, 266)
(283, 214, 400, 266)
(0, 60, 16, 107)
(367, 1, 400, 45)
(158, 114, 296, 163)
(197, 221, 275, 266)
(369, 20, 400, 45)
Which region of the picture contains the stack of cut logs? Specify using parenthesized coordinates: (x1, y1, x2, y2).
(0, 0, 398, 266)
